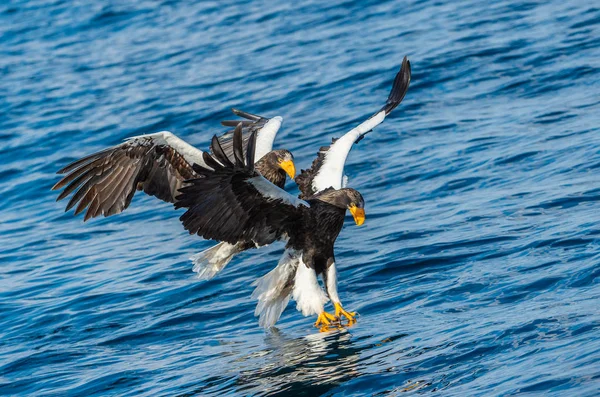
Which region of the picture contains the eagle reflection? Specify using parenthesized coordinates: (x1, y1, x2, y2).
(235, 328, 361, 396)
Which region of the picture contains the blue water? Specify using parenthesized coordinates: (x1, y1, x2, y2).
(2, 0, 600, 395)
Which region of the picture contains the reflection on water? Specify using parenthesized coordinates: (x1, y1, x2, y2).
(234, 329, 361, 396)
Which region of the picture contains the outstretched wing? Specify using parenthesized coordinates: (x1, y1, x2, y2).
(52, 131, 204, 221)
(176, 124, 308, 246)
(216, 108, 283, 161)
(296, 56, 411, 199)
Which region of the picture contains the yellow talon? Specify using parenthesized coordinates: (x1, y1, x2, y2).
(315, 311, 337, 327)
(334, 302, 357, 323)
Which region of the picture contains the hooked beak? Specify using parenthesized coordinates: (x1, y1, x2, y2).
(279, 159, 296, 179)
(349, 205, 365, 226)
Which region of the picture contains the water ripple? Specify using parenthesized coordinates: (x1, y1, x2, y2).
(2, 0, 600, 396)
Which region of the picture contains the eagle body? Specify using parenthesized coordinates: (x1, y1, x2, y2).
(243, 196, 351, 325)
(176, 123, 367, 328)
(289, 198, 345, 274)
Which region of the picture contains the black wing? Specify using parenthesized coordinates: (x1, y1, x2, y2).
(214, 108, 283, 160)
(296, 56, 411, 199)
(176, 124, 308, 246)
(52, 132, 201, 221)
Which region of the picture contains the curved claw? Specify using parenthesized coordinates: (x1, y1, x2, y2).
(315, 311, 337, 328)
(334, 303, 357, 324)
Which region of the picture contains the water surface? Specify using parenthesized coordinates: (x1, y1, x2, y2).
(1, 0, 600, 395)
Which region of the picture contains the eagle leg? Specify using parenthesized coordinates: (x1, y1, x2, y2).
(334, 302, 357, 324)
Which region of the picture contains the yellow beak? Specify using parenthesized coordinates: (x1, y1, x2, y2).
(279, 159, 296, 179)
(349, 205, 365, 226)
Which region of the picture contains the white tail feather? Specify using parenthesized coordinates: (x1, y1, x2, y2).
(252, 249, 299, 328)
(191, 242, 243, 280)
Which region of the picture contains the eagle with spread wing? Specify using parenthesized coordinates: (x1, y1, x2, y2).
(52, 56, 411, 329)
(52, 110, 295, 276)
(178, 56, 411, 328)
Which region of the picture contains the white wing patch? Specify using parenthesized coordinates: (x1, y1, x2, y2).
(255, 116, 283, 161)
(248, 175, 310, 208)
(311, 110, 386, 193)
(125, 131, 207, 168)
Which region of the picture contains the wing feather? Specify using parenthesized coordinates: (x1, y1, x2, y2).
(202, 150, 225, 170)
(105, 165, 137, 216)
(245, 127, 257, 168)
(56, 148, 114, 174)
(209, 135, 234, 167)
(231, 123, 246, 167)
(53, 156, 107, 190)
(215, 108, 283, 161)
(52, 131, 202, 220)
(231, 108, 262, 121)
(176, 129, 308, 246)
(86, 195, 102, 221)
(296, 56, 411, 199)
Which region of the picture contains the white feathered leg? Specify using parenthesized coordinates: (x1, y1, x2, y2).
(191, 241, 244, 280)
(324, 262, 340, 304)
(252, 249, 299, 328)
(324, 262, 357, 324)
(292, 259, 329, 317)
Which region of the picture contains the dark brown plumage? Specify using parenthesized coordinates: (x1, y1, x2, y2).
(175, 124, 365, 273)
(52, 132, 197, 221)
(52, 125, 295, 221)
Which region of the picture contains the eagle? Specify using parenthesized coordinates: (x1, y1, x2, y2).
(52, 56, 411, 330)
(51, 109, 295, 276)
(177, 56, 411, 329)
